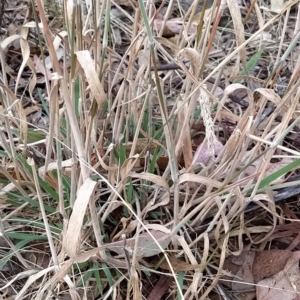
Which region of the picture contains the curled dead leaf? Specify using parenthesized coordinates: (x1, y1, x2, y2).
(107, 229, 171, 258)
(192, 139, 224, 167)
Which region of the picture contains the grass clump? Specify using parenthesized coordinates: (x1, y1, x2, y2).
(1, 0, 300, 299)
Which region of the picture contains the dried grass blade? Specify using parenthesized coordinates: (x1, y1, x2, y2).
(35, 0, 89, 180)
(202, 0, 298, 84)
(76, 50, 106, 111)
(43, 82, 59, 178)
(179, 173, 222, 188)
(28, 158, 58, 265)
(63, 178, 97, 258)
(15, 266, 56, 300)
(227, 0, 246, 68)
(15, 34, 30, 94)
(176, 100, 193, 169)
(130, 172, 170, 192)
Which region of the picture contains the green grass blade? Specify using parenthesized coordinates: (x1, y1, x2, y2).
(76, 266, 95, 287)
(245, 158, 300, 197)
(37, 88, 49, 116)
(8, 217, 62, 234)
(6, 232, 48, 240)
(177, 271, 184, 300)
(234, 47, 265, 83)
(0, 239, 30, 270)
(94, 263, 104, 296)
(101, 262, 113, 287)
(6, 192, 55, 213)
(257, 158, 300, 190)
(74, 77, 80, 119)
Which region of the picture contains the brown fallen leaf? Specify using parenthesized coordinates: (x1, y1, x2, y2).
(147, 276, 173, 300)
(253, 249, 291, 283)
(125, 138, 163, 157)
(192, 139, 224, 167)
(257, 251, 300, 300)
(158, 254, 203, 272)
(222, 249, 292, 299)
(222, 250, 256, 292)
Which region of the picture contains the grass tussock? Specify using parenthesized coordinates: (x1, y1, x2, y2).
(1, 0, 300, 298)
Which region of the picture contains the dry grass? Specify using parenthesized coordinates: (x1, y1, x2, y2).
(1, 0, 300, 299)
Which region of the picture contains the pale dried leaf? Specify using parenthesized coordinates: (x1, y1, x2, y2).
(23, 105, 41, 116)
(66, 0, 74, 27)
(38, 159, 74, 176)
(155, 37, 179, 54)
(22, 21, 43, 29)
(112, 219, 139, 241)
(141, 192, 170, 216)
(15, 266, 56, 300)
(27, 57, 38, 102)
(177, 48, 201, 76)
(227, 0, 246, 66)
(270, 0, 285, 13)
(53, 31, 68, 50)
(130, 172, 170, 192)
(34, 54, 52, 79)
(178, 173, 222, 188)
(15, 36, 30, 94)
(45, 48, 64, 69)
(1, 34, 20, 53)
(107, 230, 171, 258)
(255, 88, 282, 105)
(176, 100, 193, 168)
(64, 178, 97, 258)
(76, 50, 106, 110)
